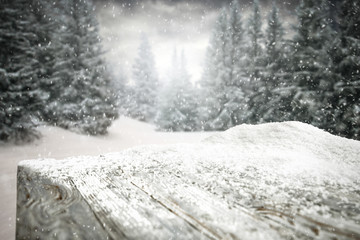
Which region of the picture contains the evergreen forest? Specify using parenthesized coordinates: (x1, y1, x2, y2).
(1, 0, 359, 143)
(0, 0, 118, 143)
(126, 0, 359, 140)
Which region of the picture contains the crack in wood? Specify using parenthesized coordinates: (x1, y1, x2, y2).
(130, 181, 223, 240)
(67, 179, 125, 240)
(256, 207, 360, 239)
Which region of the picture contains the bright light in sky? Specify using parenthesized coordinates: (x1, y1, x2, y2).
(96, 1, 219, 84)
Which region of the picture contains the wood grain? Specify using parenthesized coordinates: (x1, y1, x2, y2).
(16, 140, 360, 240)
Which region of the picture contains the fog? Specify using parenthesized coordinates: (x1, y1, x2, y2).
(95, 0, 298, 83)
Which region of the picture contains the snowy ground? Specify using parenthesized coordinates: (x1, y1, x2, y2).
(16, 121, 360, 239)
(0, 117, 211, 239)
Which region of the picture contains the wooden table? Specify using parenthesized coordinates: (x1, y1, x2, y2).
(16, 125, 360, 239)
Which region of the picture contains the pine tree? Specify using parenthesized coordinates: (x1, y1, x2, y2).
(31, 0, 57, 121)
(246, 0, 264, 82)
(264, 2, 285, 89)
(245, 0, 265, 123)
(199, 9, 231, 130)
(178, 51, 198, 131)
(0, 0, 45, 143)
(221, 0, 248, 127)
(46, 0, 118, 135)
(290, 0, 336, 127)
(129, 33, 159, 122)
(200, 3, 251, 130)
(112, 67, 130, 116)
(156, 48, 183, 131)
(313, 1, 341, 134)
(227, 0, 246, 87)
(333, 0, 360, 139)
(156, 49, 198, 131)
(44, 0, 77, 125)
(257, 1, 291, 123)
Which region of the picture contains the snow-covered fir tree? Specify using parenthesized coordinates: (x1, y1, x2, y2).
(0, 0, 46, 143)
(196, 0, 358, 139)
(177, 51, 199, 131)
(245, 0, 265, 123)
(290, 0, 337, 128)
(31, 0, 57, 119)
(43, 1, 77, 124)
(222, 0, 248, 127)
(199, 9, 231, 130)
(227, 0, 247, 87)
(45, 0, 118, 135)
(264, 2, 285, 91)
(254, 1, 292, 123)
(129, 33, 159, 122)
(156, 49, 198, 131)
(111, 66, 129, 116)
(200, 2, 249, 130)
(246, 0, 264, 83)
(333, 0, 360, 139)
(312, 0, 341, 134)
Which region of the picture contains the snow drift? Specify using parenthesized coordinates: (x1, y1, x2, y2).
(17, 121, 360, 239)
(204, 121, 360, 184)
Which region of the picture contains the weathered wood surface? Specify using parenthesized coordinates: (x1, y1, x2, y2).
(16, 122, 360, 239)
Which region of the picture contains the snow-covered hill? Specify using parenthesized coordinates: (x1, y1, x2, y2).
(17, 121, 360, 239)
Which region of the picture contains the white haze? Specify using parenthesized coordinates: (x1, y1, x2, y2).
(96, 1, 219, 83)
(95, 1, 296, 84)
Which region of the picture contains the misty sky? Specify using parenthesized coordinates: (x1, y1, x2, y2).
(95, 0, 299, 83)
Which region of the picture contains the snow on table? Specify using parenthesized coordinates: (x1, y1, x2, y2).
(16, 122, 360, 239)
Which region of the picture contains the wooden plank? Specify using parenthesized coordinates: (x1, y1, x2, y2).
(16, 138, 360, 239)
